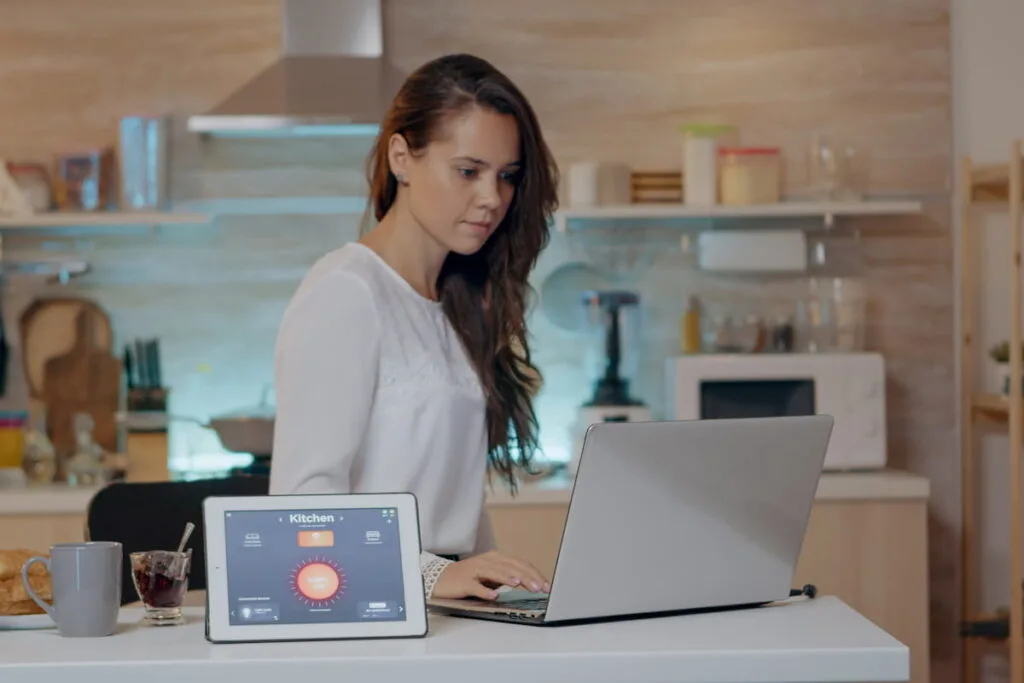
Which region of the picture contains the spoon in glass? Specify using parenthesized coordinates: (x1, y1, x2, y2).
(176, 522, 195, 553)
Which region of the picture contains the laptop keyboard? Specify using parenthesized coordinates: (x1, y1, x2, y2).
(498, 597, 549, 611)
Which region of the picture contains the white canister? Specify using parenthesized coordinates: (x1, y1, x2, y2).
(598, 163, 632, 205)
(680, 124, 736, 206)
(568, 162, 633, 207)
(568, 162, 601, 207)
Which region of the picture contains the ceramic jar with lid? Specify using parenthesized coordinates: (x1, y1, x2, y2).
(718, 147, 782, 205)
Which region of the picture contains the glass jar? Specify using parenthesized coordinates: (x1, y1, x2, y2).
(22, 408, 56, 485)
(718, 147, 782, 206)
(832, 277, 867, 351)
(795, 277, 866, 352)
(66, 413, 108, 487)
(0, 411, 27, 469)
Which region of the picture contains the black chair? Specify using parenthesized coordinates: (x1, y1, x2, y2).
(85, 476, 270, 604)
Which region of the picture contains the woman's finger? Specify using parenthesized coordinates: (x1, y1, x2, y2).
(495, 557, 549, 592)
(472, 565, 524, 591)
(466, 580, 500, 601)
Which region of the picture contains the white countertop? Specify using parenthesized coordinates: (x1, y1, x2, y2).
(0, 596, 908, 683)
(0, 468, 930, 516)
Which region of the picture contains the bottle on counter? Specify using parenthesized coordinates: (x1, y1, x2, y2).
(21, 406, 56, 485)
(680, 295, 703, 354)
(770, 315, 795, 352)
(65, 413, 108, 488)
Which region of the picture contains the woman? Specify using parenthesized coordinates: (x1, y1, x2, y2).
(269, 53, 559, 602)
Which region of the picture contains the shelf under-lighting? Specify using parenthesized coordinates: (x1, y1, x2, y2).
(0, 211, 211, 229)
(554, 199, 924, 232)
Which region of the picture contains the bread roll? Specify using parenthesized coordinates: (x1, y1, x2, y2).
(0, 598, 46, 616)
(0, 572, 51, 603)
(0, 549, 52, 617)
(0, 549, 48, 582)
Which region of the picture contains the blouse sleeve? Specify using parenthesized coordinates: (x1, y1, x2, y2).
(268, 269, 380, 496)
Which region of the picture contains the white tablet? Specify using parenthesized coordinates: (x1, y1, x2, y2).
(202, 492, 427, 643)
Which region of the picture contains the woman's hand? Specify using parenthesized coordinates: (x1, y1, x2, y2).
(432, 550, 551, 600)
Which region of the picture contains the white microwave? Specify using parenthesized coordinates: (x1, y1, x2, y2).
(665, 352, 887, 471)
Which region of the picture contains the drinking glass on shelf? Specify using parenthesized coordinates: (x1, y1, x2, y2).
(807, 133, 863, 201)
(130, 549, 191, 626)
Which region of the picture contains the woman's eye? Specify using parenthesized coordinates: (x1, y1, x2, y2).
(458, 167, 477, 178)
(500, 170, 519, 183)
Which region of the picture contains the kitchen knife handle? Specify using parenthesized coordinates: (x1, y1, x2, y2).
(123, 345, 135, 389)
(149, 339, 162, 388)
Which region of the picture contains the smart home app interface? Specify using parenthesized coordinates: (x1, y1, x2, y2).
(224, 507, 407, 625)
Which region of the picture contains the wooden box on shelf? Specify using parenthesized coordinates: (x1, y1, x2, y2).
(629, 170, 682, 203)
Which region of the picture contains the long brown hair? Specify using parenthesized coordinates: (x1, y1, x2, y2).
(365, 54, 559, 490)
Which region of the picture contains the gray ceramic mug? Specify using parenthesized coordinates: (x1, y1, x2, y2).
(21, 541, 123, 637)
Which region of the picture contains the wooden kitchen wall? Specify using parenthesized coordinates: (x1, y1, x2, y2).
(1, 0, 954, 677)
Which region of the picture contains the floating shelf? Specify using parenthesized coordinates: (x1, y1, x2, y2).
(961, 611, 1012, 642)
(970, 161, 1024, 203)
(553, 199, 924, 232)
(0, 199, 926, 231)
(173, 196, 368, 216)
(0, 211, 211, 229)
(972, 393, 1014, 421)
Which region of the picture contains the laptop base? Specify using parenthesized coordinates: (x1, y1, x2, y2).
(428, 599, 774, 627)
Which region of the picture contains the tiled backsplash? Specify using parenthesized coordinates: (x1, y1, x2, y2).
(0, 217, 354, 472)
(0, 214, 940, 473)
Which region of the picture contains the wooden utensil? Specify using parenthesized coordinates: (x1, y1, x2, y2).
(41, 307, 120, 471)
(19, 296, 113, 400)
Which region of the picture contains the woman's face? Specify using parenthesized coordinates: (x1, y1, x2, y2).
(391, 105, 521, 256)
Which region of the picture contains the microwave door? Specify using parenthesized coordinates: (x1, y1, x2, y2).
(699, 378, 815, 420)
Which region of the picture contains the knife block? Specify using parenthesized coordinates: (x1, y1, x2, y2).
(126, 386, 168, 412)
(123, 408, 169, 482)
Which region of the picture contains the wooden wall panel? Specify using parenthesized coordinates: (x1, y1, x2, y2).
(0, 2, 954, 680)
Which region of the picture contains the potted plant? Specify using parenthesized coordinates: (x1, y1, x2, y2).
(989, 341, 1024, 395)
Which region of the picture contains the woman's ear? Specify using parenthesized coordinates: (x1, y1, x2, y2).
(388, 133, 411, 184)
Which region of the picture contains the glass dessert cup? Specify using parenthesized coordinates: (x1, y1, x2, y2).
(130, 549, 191, 626)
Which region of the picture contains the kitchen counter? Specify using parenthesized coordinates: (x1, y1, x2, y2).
(0, 468, 929, 516)
(0, 483, 99, 515)
(487, 468, 930, 506)
(0, 597, 908, 683)
(0, 469, 930, 683)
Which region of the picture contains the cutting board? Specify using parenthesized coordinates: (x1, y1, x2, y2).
(40, 306, 120, 470)
(19, 296, 113, 400)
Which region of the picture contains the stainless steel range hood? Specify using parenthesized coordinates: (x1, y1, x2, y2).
(187, 0, 401, 138)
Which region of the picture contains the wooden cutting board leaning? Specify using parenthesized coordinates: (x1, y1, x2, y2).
(18, 297, 119, 477)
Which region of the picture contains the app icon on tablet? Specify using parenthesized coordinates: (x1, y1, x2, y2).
(297, 530, 334, 547)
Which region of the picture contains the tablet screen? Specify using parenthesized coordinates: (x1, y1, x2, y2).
(223, 506, 407, 626)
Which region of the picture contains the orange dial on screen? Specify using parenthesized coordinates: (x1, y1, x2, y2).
(290, 556, 345, 607)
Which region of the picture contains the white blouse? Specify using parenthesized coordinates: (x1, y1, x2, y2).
(268, 242, 495, 595)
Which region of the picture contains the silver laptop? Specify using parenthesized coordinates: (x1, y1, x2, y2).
(428, 415, 834, 626)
